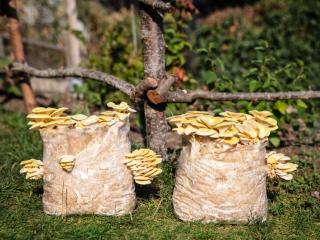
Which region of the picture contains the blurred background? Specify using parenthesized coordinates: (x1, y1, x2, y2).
(0, 0, 320, 148)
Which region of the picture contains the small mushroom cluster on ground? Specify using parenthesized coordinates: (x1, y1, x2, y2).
(20, 159, 44, 180)
(168, 110, 278, 149)
(124, 149, 162, 185)
(27, 102, 135, 131)
(266, 152, 298, 180)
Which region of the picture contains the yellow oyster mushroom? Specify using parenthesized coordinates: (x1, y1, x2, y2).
(188, 121, 207, 129)
(20, 159, 44, 180)
(124, 148, 162, 185)
(115, 112, 129, 121)
(249, 110, 273, 118)
(134, 175, 152, 181)
(26, 113, 52, 119)
(219, 126, 238, 138)
(20, 159, 43, 166)
(25, 168, 44, 180)
(126, 148, 150, 158)
(214, 121, 236, 128)
(75, 122, 86, 129)
(98, 116, 115, 122)
(255, 122, 271, 139)
(186, 111, 212, 115)
(31, 107, 56, 114)
(219, 111, 249, 122)
(71, 114, 88, 121)
(135, 180, 152, 185)
(276, 162, 298, 172)
(100, 111, 117, 116)
(199, 116, 224, 128)
(40, 120, 61, 128)
(58, 119, 76, 126)
(31, 107, 47, 113)
(224, 136, 239, 145)
(107, 102, 136, 113)
(253, 114, 277, 127)
(149, 168, 162, 177)
(29, 122, 45, 130)
(51, 116, 70, 120)
(59, 155, 76, 172)
(81, 115, 99, 126)
(266, 152, 297, 180)
(235, 122, 257, 139)
(167, 117, 188, 123)
(196, 128, 218, 137)
(275, 170, 293, 180)
(50, 107, 68, 116)
(184, 125, 197, 135)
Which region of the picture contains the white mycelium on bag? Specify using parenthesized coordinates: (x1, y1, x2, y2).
(22, 102, 136, 216)
(170, 110, 296, 223)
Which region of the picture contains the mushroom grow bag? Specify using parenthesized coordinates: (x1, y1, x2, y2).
(40, 120, 136, 215)
(173, 137, 267, 223)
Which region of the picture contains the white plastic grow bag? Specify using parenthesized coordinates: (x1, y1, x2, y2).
(173, 137, 267, 223)
(40, 120, 136, 215)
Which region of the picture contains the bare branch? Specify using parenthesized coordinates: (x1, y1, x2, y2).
(147, 74, 177, 104)
(166, 89, 320, 102)
(11, 63, 136, 98)
(139, 0, 171, 11)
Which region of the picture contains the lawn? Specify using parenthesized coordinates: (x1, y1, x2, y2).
(0, 108, 320, 240)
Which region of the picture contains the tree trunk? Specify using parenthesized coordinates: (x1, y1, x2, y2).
(6, 0, 36, 113)
(62, 0, 81, 68)
(140, 4, 168, 158)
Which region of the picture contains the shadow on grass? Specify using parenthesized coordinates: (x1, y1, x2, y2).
(135, 184, 160, 199)
(33, 186, 43, 196)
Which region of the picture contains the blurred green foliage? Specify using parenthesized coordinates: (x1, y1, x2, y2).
(78, 0, 320, 146)
(189, 0, 320, 146)
(75, 17, 143, 107)
(0, 57, 21, 98)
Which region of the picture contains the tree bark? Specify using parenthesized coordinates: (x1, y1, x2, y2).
(5, 0, 36, 113)
(13, 63, 320, 102)
(140, 3, 168, 158)
(147, 74, 177, 104)
(63, 0, 81, 68)
(134, 77, 158, 101)
(166, 89, 320, 102)
(138, 0, 171, 11)
(11, 63, 135, 98)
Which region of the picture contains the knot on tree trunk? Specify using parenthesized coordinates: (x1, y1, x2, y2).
(147, 74, 177, 104)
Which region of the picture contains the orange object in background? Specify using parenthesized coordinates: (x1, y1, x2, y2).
(4, 0, 36, 113)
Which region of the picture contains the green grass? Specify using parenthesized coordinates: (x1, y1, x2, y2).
(0, 109, 320, 240)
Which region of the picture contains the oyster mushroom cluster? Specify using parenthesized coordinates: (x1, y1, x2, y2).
(168, 110, 278, 148)
(266, 152, 298, 180)
(26, 102, 135, 130)
(27, 107, 70, 130)
(98, 102, 136, 127)
(59, 155, 76, 172)
(124, 149, 162, 185)
(20, 159, 44, 180)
